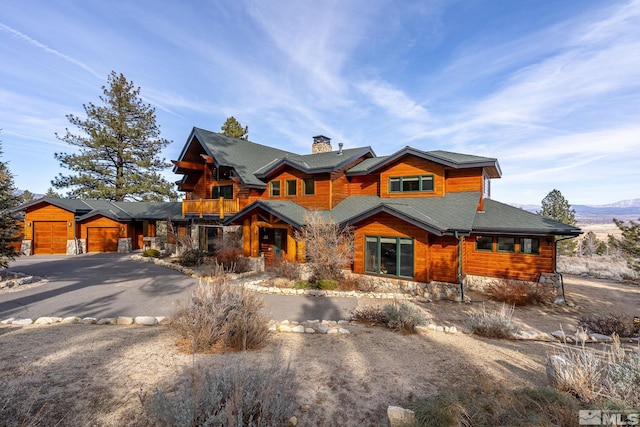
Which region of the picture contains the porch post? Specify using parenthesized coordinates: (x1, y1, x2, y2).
(250, 214, 259, 257)
(243, 219, 251, 257)
(286, 227, 296, 262)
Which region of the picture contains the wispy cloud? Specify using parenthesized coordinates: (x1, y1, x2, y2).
(0, 22, 102, 79)
(355, 79, 431, 123)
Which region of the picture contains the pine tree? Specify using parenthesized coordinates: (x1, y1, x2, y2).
(53, 71, 177, 202)
(0, 138, 22, 267)
(539, 189, 578, 255)
(44, 188, 63, 198)
(19, 190, 35, 203)
(220, 116, 249, 140)
(610, 218, 640, 272)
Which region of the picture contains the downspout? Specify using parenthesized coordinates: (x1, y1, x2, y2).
(553, 235, 579, 303)
(455, 231, 464, 301)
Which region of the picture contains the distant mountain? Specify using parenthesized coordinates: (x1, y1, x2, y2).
(510, 198, 640, 224)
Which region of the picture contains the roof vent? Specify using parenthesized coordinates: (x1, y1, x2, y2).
(338, 142, 343, 155)
(312, 135, 332, 154)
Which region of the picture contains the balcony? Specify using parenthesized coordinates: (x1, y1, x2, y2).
(182, 198, 240, 219)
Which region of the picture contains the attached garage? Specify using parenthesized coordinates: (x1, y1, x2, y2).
(33, 221, 68, 254)
(87, 227, 120, 252)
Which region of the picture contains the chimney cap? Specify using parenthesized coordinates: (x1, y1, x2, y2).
(312, 135, 331, 143)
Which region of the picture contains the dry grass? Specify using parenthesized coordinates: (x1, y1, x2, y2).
(578, 312, 639, 338)
(557, 255, 638, 281)
(170, 282, 270, 353)
(487, 281, 556, 306)
(351, 302, 428, 334)
(465, 303, 517, 339)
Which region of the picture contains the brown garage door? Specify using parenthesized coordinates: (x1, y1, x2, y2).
(87, 227, 119, 252)
(34, 221, 67, 254)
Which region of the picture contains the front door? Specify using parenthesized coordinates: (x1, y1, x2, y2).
(273, 228, 284, 260)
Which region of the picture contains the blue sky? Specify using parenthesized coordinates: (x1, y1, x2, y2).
(1, 0, 639, 205)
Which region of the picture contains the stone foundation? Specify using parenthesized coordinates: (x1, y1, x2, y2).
(342, 272, 464, 301)
(463, 273, 561, 300)
(117, 238, 132, 253)
(66, 239, 86, 255)
(20, 240, 32, 256)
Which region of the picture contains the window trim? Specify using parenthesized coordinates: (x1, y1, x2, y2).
(475, 235, 494, 252)
(270, 181, 281, 198)
(388, 174, 434, 193)
(285, 179, 297, 197)
(303, 178, 315, 196)
(364, 235, 414, 279)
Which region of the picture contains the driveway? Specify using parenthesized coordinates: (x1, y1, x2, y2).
(0, 254, 357, 321)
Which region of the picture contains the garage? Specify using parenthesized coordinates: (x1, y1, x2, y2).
(33, 221, 68, 254)
(87, 227, 119, 252)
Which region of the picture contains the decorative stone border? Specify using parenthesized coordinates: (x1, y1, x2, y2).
(0, 271, 47, 291)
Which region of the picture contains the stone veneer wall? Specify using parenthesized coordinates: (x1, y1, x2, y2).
(463, 273, 562, 296)
(66, 239, 86, 255)
(20, 240, 32, 256)
(117, 238, 132, 253)
(342, 271, 464, 301)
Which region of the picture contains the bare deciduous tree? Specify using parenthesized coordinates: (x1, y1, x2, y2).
(295, 211, 353, 281)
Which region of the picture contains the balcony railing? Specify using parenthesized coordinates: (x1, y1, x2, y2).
(182, 198, 240, 219)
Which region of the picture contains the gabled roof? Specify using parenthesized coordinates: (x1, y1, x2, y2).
(15, 198, 183, 222)
(175, 128, 291, 189)
(223, 200, 311, 229)
(254, 147, 375, 178)
(346, 146, 502, 178)
(331, 192, 481, 235)
(473, 199, 582, 236)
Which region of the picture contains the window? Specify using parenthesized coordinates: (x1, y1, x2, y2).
(520, 238, 540, 255)
(303, 178, 315, 196)
(483, 175, 491, 199)
(270, 181, 280, 197)
(497, 237, 515, 253)
(364, 236, 414, 278)
(476, 236, 493, 251)
(211, 185, 232, 199)
(389, 175, 434, 193)
(286, 179, 297, 196)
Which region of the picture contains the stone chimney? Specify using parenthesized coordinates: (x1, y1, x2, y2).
(312, 135, 332, 154)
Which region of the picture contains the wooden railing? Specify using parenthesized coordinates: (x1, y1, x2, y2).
(181, 198, 240, 219)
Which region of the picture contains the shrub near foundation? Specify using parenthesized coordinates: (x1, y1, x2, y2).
(487, 281, 555, 306)
(170, 282, 269, 353)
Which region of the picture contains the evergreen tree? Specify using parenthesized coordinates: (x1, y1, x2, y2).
(53, 71, 177, 202)
(220, 116, 249, 140)
(0, 138, 21, 267)
(539, 189, 578, 255)
(44, 187, 63, 198)
(610, 218, 640, 272)
(19, 190, 35, 203)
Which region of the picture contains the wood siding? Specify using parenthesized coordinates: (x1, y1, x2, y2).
(352, 212, 429, 283)
(445, 168, 483, 193)
(379, 156, 445, 198)
(348, 175, 379, 196)
(429, 235, 459, 283)
(266, 167, 332, 210)
(463, 234, 555, 281)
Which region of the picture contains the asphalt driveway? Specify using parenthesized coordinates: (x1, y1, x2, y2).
(0, 254, 357, 321)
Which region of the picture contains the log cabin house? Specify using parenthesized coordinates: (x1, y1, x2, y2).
(173, 127, 581, 284)
(14, 126, 581, 286)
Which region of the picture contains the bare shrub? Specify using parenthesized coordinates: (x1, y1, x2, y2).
(547, 334, 640, 406)
(170, 282, 269, 353)
(351, 302, 428, 334)
(295, 211, 353, 282)
(578, 312, 637, 338)
(179, 249, 206, 267)
(465, 303, 516, 339)
(267, 257, 300, 280)
(146, 357, 296, 427)
(487, 281, 555, 306)
(384, 303, 428, 334)
(339, 275, 375, 292)
(408, 385, 580, 427)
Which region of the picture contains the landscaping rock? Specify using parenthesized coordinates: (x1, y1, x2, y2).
(546, 355, 570, 389)
(117, 316, 134, 325)
(35, 317, 54, 325)
(551, 330, 566, 340)
(291, 325, 305, 333)
(82, 317, 97, 325)
(338, 328, 350, 334)
(1, 317, 15, 325)
(12, 318, 33, 325)
(305, 328, 316, 334)
(97, 318, 116, 325)
(316, 325, 330, 334)
(589, 333, 613, 343)
(134, 316, 158, 326)
(61, 317, 80, 324)
(327, 328, 339, 334)
(279, 324, 292, 333)
(387, 406, 415, 427)
(268, 324, 277, 332)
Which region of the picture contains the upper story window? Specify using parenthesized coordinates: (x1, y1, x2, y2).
(483, 175, 491, 199)
(389, 175, 434, 193)
(270, 181, 280, 197)
(212, 185, 233, 199)
(303, 178, 315, 196)
(286, 179, 297, 197)
(520, 238, 540, 255)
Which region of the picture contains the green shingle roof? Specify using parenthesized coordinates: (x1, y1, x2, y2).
(223, 200, 311, 229)
(473, 199, 582, 235)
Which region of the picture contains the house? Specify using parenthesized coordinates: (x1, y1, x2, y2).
(16, 198, 184, 255)
(173, 127, 581, 284)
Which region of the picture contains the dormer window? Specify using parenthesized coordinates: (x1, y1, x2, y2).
(270, 181, 281, 197)
(303, 178, 315, 196)
(286, 179, 297, 197)
(389, 175, 434, 193)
